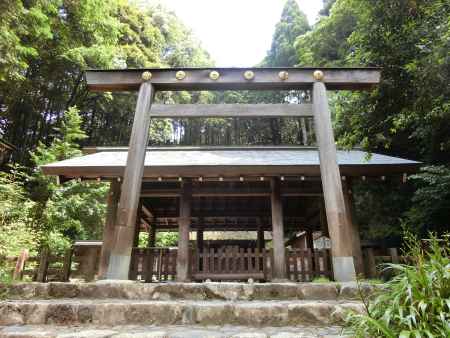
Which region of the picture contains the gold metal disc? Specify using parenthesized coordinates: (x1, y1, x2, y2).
(243, 70, 255, 80)
(209, 71, 220, 80)
(313, 70, 324, 81)
(141, 71, 152, 81)
(175, 70, 186, 80)
(278, 71, 289, 81)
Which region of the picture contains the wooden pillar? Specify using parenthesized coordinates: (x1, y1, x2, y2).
(148, 224, 156, 248)
(257, 225, 265, 251)
(106, 81, 155, 280)
(364, 248, 377, 278)
(271, 177, 287, 280)
(133, 201, 142, 248)
(99, 180, 121, 279)
(312, 75, 356, 282)
(197, 229, 204, 253)
(306, 231, 314, 250)
(342, 180, 364, 277)
(177, 181, 192, 282)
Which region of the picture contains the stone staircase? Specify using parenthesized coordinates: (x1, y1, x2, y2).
(0, 282, 374, 338)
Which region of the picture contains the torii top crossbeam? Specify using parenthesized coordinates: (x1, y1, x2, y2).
(85, 67, 381, 91)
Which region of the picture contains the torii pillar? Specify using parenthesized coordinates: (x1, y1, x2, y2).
(312, 70, 356, 282)
(106, 73, 154, 279)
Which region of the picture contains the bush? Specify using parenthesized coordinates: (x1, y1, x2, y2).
(345, 232, 450, 337)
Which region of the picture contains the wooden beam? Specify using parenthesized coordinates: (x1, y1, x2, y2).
(98, 180, 121, 279)
(141, 205, 153, 218)
(140, 186, 323, 198)
(106, 82, 155, 280)
(312, 79, 356, 282)
(176, 181, 192, 282)
(271, 177, 287, 280)
(150, 104, 313, 117)
(86, 67, 381, 92)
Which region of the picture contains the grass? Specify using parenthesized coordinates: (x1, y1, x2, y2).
(345, 232, 450, 337)
(311, 276, 331, 283)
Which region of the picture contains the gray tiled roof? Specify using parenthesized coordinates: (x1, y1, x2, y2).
(43, 147, 419, 168)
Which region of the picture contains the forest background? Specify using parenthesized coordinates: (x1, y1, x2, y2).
(0, 0, 449, 261)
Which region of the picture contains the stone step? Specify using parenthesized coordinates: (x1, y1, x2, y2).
(0, 282, 374, 302)
(0, 299, 363, 327)
(0, 324, 350, 338)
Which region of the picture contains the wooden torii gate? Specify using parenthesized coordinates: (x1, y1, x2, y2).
(86, 67, 381, 282)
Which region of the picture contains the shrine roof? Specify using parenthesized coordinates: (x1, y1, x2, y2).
(41, 146, 420, 178)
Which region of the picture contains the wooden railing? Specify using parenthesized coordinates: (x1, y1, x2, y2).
(129, 247, 177, 282)
(0, 249, 72, 282)
(2, 246, 337, 283)
(0, 250, 38, 281)
(286, 248, 332, 282)
(129, 247, 333, 282)
(192, 247, 270, 281)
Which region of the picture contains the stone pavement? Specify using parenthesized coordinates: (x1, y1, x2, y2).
(0, 324, 350, 338)
(0, 282, 370, 338)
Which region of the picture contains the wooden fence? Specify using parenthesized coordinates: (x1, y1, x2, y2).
(2, 246, 409, 283)
(363, 247, 411, 279)
(192, 247, 270, 281)
(129, 247, 332, 282)
(286, 248, 332, 282)
(129, 247, 177, 282)
(0, 249, 71, 282)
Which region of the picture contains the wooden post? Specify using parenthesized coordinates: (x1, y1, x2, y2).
(98, 180, 121, 279)
(306, 231, 314, 250)
(133, 201, 143, 248)
(177, 180, 192, 282)
(13, 249, 29, 281)
(389, 248, 399, 264)
(61, 248, 73, 282)
(36, 248, 49, 282)
(342, 180, 364, 277)
(271, 177, 287, 280)
(106, 81, 155, 280)
(85, 247, 98, 282)
(312, 74, 356, 282)
(364, 248, 377, 278)
(197, 224, 204, 272)
(257, 225, 265, 251)
(148, 224, 156, 248)
(197, 228, 204, 253)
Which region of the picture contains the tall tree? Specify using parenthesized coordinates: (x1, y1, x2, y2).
(295, 0, 450, 236)
(264, 0, 310, 67)
(0, 0, 213, 164)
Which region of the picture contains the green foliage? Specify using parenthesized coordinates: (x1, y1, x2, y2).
(0, 0, 213, 163)
(263, 0, 309, 67)
(29, 107, 108, 253)
(0, 166, 38, 258)
(0, 166, 38, 282)
(296, 0, 356, 66)
(295, 0, 450, 237)
(345, 232, 450, 337)
(339, 0, 450, 165)
(138, 231, 178, 248)
(158, 232, 178, 247)
(352, 180, 413, 241)
(312, 276, 331, 283)
(405, 166, 450, 234)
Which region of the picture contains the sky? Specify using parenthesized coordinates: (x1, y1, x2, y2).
(156, 0, 323, 66)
